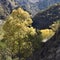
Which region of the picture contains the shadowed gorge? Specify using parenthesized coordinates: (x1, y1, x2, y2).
(32, 4, 60, 29)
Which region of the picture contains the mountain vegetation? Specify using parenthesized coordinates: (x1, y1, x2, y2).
(0, 8, 43, 60)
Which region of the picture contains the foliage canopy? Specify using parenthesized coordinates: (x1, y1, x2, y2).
(3, 8, 42, 60)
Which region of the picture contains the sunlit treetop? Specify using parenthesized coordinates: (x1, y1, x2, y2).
(3, 8, 36, 59)
(11, 8, 31, 20)
(3, 7, 36, 40)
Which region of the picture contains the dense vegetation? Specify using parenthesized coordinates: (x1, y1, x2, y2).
(0, 8, 42, 60)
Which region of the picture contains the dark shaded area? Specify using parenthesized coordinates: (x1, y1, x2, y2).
(27, 28, 60, 60)
(27, 4, 60, 60)
(32, 4, 60, 29)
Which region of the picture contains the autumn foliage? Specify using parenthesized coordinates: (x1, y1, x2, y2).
(3, 8, 37, 60)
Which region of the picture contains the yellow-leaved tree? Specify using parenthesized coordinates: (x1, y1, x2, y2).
(3, 8, 37, 60)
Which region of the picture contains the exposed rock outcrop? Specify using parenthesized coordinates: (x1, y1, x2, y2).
(0, 0, 18, 19)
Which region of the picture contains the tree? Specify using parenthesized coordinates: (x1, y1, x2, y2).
(3, 8, 36, 60)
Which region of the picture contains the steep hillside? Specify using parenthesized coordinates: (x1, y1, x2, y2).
(32, 4, 60, 29)
(15, 0, 60, 16)
(0, 0, 60, 19)
(15, 0, 40, 16)
(0, 0, 18, 19)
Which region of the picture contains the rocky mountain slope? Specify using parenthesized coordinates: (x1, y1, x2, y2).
(1, 0, 60, 19)
(32, 4, 60, 29)
(15, 0, 60, 16)
(0, 0, 18, 19)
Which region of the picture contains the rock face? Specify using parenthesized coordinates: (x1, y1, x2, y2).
(15, 0, 60, 16)
(0, 0, 60, 19)
(32, 4, 60, 29)
(0, 0, 18, 19)
(15, 0, 40, 16)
